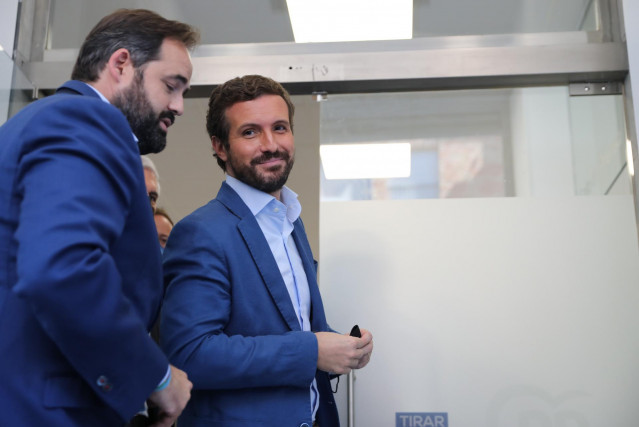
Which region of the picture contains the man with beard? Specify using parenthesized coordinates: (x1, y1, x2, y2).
(0, 9, 198, 427)
(160, 75, 374, 427)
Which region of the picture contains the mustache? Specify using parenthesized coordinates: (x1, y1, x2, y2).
(251, 151, 290, 165)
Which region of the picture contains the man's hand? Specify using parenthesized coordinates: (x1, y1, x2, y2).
(148, 365, 192, 427)
(315, 328, 373, 374)
(355, 328, 373, 369)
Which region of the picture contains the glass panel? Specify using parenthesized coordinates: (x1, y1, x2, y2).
(320, 87, 630, 201)
(0, 50, 12, 125)
(47, 0, 295, 49)
(45, 0, 603, 50)
(318, 85, 639, 427)
(413, 0, 598, 37)
(0, 50, 34, 125)
(570, 94, 629, 195)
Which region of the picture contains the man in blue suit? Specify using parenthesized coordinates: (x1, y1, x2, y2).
(160, 75, 374, 426)
(0, 9, 199, 427)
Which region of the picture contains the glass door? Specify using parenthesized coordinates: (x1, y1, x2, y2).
(319, 86, 639, 427)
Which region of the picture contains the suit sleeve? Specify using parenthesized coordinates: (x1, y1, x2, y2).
(160, 214, 319, 390)
(13, 98, 168, 419)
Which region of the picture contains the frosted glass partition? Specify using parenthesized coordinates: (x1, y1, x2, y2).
(320, 87, 631, 200)
(321, 197, 639, 427)
(319, 86, 639, 427)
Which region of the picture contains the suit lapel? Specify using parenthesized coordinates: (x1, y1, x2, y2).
(218, 183, 302, 332)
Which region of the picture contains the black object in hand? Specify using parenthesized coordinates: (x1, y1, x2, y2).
(349, 324, 361, 338)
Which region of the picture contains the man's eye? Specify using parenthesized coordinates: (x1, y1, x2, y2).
(165, 83, 176, 92)
(243, 129, 256, 137)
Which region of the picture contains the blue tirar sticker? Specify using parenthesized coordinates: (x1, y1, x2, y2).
(396, 412, 448, 427)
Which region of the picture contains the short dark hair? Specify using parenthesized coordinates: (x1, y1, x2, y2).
(206, 75, 295, 171)
(71, 9, 199, 82)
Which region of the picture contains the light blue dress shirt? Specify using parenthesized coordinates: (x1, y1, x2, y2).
(226, 175, 319, 420)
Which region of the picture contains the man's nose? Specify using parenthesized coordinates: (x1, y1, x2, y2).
(260, 131, 278, 151)
(169, 95, 185, 116)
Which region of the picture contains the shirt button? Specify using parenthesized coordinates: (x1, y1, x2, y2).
(273, 207, 280, 213)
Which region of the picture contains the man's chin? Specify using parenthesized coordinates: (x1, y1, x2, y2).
(138, 139, 167, 155)
(255, 173, 289, 193)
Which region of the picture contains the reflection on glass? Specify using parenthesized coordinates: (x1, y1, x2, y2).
(321, 137, 507, 201)
(320, 90, 512, 201)
(320, 142, 411, 180)
(320, 86, 629, 201)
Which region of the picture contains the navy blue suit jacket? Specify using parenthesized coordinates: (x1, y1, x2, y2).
(0, 81, 169, 426)
(160, 182, 340, 426)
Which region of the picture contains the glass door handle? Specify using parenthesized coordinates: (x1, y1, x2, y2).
(347, 370, 355, 427)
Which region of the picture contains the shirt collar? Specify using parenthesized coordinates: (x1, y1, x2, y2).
(226, 175, 301, 222)
(84, 82, 109, 103)
(82, 82, 139, 144)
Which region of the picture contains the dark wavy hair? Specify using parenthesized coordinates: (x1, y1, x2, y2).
(206, 75, 295, 171)
(71, 9, 199, 82)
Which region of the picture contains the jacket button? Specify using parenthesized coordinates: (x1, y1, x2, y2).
(300, 424, 310, 427)
(96, 375, 112, 391)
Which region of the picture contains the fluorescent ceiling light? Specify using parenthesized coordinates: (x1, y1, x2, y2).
(0, 45, 4, 52)
(286, 0, 412, 43)
(320, 142, 411, 180)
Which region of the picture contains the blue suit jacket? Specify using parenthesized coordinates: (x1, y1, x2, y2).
(161, 182, 340, 427)
(0, 81, 169, 426)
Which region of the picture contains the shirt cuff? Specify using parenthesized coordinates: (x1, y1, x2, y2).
(155, 365, 171, 391)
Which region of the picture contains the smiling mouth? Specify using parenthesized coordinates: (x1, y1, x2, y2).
(259, 158, 283, 165)
(253, 159, 286, 172)
(253, 152, 288, 166)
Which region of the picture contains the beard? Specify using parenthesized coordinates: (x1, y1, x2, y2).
(112, 72, 175, 155)
(227, 150, 295, 194)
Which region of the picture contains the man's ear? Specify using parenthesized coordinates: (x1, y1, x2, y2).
(106, 48, 135, 84)
(211, 136, 228, 162)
